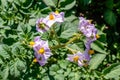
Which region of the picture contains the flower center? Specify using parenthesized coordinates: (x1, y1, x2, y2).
(96, 34, 100, 39)
(38, 48, 45, 54)
(29, 41, 35, 47)
(73, 56, 79, 62)
(49, 14, 54, 20)
(88, 20, 92, 24)
(39, 23, 45, 29)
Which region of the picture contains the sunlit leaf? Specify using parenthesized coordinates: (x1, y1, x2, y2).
(60, 0, 76, 10)
(1, 66, 9, 80)
(91, 40, 107, 54)
(89, 54, 106, 69)
(104, 64, 120, 79)
(43, 0, 56, 7)
(102, 63, 120, 79)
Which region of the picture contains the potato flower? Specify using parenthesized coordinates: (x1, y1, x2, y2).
(66, 51, 90, 67)
(45, 11, 64, 27)
(36, 18, 50, 33)
(32, 36, 52, 66)
(36, 12, 64, 33)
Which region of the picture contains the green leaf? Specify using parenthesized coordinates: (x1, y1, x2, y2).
(10, 59, 21, 77)
(54, 74, 64, 80)
(1, 66, 9, 80)
(1, 0, 8, 7)
(60, 22, 77, 39)
(102, 63, 120, 75)
(64, 68, 71, 76)
(0, 58, 3, 64)
(97, 30, 107, 43)
(13, 0, 21, 6)
(105, 0, 114, 9)
(103, 10, 116, 26)
(57, 69, 64, 74)
(104, 63, 120, 79)
(42, 0, 56, 7)
(17, 59, 26, 72)
(91, 40, 107, 54)
(80, 0, 91, 6)
(68, 42, 85, 52)
(58, 60, 69, 69)
(50, 64, 59, 71)
(11, 46, 20, 56)
(65, 15, 77, 22)
(98, 34, 106, 43)
(0, 45, 10, 59)
(60, 0, 76, 10)
(89, 54, 106, 69)
(84, 0, 91, 5)
(49, 64, 60, 76)
(22, 0, 34, 9)
(17, 23, 31, 34)
(42, 76, 50, 80)
(29, 19, 36, 26)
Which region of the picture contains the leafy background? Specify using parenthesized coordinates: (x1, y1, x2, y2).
(0, 0, 120, 80)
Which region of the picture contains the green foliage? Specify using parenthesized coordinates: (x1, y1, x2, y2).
(103, 10, 116, 26)
(105, 0, 114, 9)
(43, 0, 56, 7)
(91, 40, 107, 54)
(60, 21, 78, 39)
(79, 0, 91, 6)
(0, 0, 120, 80)
(103, 63, 120, 79)
(89, 54, 106, 69)
(60, 0, 76, 10)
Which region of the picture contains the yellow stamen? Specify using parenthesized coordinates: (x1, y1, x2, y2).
(96, 34, 100, 39)
(38, 48, 45, 54)
(73, 56, 79, 62)
(55, 10, 59, 14)
(29, 41, 35, 47)
(33, 58, 37, 63)
(88, 50, 94, 55)
(88, 20, 93, 24)
(49, 14, 54, 20)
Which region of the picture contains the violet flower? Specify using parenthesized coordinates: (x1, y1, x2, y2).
(67, 51, 90, 67)
(33, 36, 52, 66)
(36, 18, 50, 33)
(45, 12, 64, 26)
(36, 12, 64, 33)
(78, 17, 97, 38)
(79, 17, 98, 49)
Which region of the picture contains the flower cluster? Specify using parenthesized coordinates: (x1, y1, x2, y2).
(30, 11, 64, 66)
(30, 12, 98, 67)
(67, 17, 98, 67)
(36, 11, 64, 33)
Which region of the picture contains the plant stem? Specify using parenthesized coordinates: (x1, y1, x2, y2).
(65, 34, 81, 45)
(56, 0, 60, 8)
(65, 46, 77, 54)
(50, 44, 65, 49)
(50, 33, 81, 50)
(52, 26, 60, 45)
